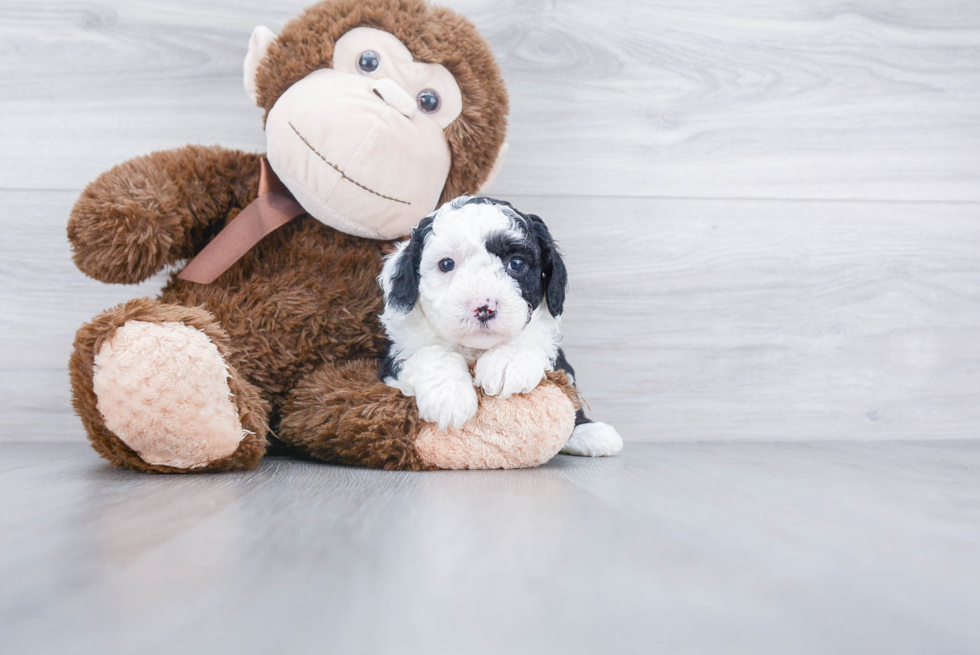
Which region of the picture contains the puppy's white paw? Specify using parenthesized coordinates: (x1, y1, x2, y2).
(561, 422, 623, 457)
(399, 346, 479, 429)
(474, 348, 547, 398)
(414, 374, 478, 430)
(417, 383, 478, 429)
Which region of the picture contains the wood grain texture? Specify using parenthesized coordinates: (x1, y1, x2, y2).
(2, 0, 980, 443)
(540, 194, 980, 441)
(4, 191, 980, 441)
(0, 0, 978, 199)
(2, 441, 979, 654)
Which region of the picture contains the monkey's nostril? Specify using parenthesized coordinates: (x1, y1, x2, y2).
(371, 78, 418, 117)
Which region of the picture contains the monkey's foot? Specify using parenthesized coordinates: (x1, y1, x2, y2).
(415, 380, 575, 470)
(93, 320, 248, 470)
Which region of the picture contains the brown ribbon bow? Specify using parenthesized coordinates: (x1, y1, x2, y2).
(178, 158, 307, 284)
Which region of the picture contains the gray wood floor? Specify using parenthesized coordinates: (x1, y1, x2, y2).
(3, 441, 980, 654)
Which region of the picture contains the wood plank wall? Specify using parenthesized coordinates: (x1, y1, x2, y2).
(1, 0, 978, 441)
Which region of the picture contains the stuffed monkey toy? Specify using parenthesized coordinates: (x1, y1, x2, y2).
(67, 0, 622, 473)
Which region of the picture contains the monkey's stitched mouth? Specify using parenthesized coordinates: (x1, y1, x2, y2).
(288, 122, 411, 206)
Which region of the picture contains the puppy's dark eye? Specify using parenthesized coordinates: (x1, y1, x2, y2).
(439, 258, 455, 272)
(417, 89, 440, 113)
(358, 51, 380, 74)
(508, 257, 527, 274)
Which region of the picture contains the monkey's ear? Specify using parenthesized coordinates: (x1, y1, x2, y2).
(244, 26, 277, 106)
(478, 142, 509, 194)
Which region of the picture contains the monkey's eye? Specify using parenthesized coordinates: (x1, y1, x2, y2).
(438, 258, 455, 273)
(357, 51, 380, 74)
(417, 89, 440, 113)
(508, 257, 527, 274)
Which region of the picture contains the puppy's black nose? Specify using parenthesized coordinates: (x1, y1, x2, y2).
(475, 304, 495, 323)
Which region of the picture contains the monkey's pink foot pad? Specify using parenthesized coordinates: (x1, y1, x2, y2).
(92, 320, 247, 469)
(415, 381, 575, 469)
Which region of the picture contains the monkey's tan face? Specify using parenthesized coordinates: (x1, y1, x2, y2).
(254, 28, 464, 240)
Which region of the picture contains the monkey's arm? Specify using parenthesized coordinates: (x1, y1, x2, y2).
(68, 145, 262, 284)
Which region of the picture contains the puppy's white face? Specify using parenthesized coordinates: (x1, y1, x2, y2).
(416, 203, 530, 349)
(380, 196, 567, 354)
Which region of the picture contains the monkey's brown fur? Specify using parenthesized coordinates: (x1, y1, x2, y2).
(67, 1, 571, 473)
(70, 296, 270, 473)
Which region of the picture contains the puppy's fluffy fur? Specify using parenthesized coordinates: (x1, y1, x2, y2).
(379, 196, 623, 457)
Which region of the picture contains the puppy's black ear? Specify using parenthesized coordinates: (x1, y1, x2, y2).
(385, 216, 434, 313)
(528, 214, 568, 316)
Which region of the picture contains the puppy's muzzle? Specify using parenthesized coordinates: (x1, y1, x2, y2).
(468, 298, 497, 324)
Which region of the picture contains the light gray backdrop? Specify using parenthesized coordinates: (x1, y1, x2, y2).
(2, 0, 978, 442)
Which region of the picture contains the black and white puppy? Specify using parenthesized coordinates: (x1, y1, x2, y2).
(378, 196, 623, 457)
